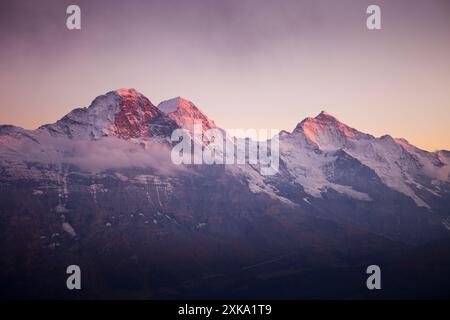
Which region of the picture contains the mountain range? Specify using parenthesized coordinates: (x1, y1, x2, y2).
(1, 88, 449, 299)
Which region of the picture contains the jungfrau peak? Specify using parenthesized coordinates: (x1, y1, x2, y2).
(281, 110, 449, 209)
(293, 111, 369, 150)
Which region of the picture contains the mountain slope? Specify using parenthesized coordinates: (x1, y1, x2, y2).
(0, 89, 450, 298)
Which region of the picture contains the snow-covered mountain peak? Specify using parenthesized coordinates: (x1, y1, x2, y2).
(157, 97, 216, 134)
(275, 111, 450, 208)
(292, 111, 365, 150)
(157, 97, 188, 113)
(38, 89, 175, 140)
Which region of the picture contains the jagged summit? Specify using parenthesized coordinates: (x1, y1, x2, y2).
(315, 110, 337, 120)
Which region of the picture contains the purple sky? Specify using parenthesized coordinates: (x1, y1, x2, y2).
(0, 0, 449, 150)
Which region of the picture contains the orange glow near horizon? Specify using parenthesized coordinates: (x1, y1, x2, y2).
(0, 0, 449, 152)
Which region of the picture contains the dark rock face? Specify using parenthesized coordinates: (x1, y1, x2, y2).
(113, 89, 177, 139)
(0, 165, 400, 298)
(1, 164, 449, 299)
